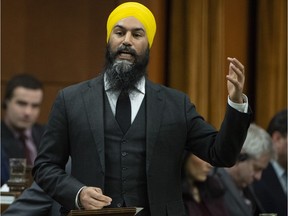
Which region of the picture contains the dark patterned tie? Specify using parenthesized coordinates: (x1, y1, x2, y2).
(116, 91, 131, 133)
(19, 133, 33, 166)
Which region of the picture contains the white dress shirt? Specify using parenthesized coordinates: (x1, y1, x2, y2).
(271, 160, 287, 193)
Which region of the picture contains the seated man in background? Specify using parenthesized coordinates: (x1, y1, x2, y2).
(1, 74, 45, 184)
(252, 109, 287, 216)
(215, 123, 275, 216)
(182, 151, 229, 216)
(1, 74, 72, 215)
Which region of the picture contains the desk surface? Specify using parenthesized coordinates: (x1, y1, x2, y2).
(68, 207, 137, 216)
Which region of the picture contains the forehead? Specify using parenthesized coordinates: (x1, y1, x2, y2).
(114, 16, 145, 31)
(12, 87, 43, 101)
(251, 153, 271, 169)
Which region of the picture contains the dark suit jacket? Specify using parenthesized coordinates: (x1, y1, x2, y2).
(1, 121, 45, 160)
(216, 168, 254, 216)
(1, 121, 45, 184)
(33, 75, 251, 216)
(2, 182, 59, 216)
(252, 162, 287, 216)
(2, 160, 72, 216)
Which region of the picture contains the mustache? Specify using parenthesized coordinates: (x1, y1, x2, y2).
(116, 45, 137, 57)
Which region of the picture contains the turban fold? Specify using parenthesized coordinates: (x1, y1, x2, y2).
(106, 2, 156, 48)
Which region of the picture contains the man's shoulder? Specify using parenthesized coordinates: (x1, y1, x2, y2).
(1, 121, 13, 138)
(62, 75, 103, 92)
(146, 79, 187, 97)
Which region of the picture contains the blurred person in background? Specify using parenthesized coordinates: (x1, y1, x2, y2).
(1, 74, 45, 185)
(252, 109, 287, 216)
(216, 123, 275, 216)
(1, 74, 72, 216)
(182, 151, 229, 216)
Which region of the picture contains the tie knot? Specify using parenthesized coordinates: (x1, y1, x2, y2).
(118, 91, 129, 99)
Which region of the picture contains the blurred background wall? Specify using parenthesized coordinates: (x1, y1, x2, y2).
(1, 0, 287, 130)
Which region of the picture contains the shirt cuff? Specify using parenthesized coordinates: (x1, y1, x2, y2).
(228, 94, 248, 113)
(75, 186, 87, 209)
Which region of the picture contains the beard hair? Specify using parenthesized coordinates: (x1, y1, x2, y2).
(104, 44, 149, 94)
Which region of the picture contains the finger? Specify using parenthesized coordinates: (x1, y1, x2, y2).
(81, 187, 112, 208)
(89, 198, 111, 208)
(226, 75, 240, 88)
(230, 64, 244, 81)
(227, 57, 245, 74)
(91, 192, 112, 203)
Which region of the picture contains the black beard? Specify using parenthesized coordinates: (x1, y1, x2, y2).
(104, 44, 149, 94)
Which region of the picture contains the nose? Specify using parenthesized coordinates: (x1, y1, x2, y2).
(254, 171, 262, 181)
(122, 32, 132, 46)
(23, 105, 33, 116)
(205, 162, 213, 171)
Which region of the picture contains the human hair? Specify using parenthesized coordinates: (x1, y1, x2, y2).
(3, 74, 43, 109)
(267, 109, 287, 137)
(241, 123, 275, 160)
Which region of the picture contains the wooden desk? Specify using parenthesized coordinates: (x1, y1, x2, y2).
(68, 207, 140, 216)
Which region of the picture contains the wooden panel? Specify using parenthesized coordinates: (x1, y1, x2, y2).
(255, 0, 287, 128)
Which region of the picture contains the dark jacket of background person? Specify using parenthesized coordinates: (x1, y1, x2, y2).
(252, 109, 287, 216)
(216, 167, 266, 216)
(2, 182, 60, 216)
(2, 158, 72, 216)
(216, 168, 253, 216)
(1, 121, 45, 184)
(182, 173, 229, 216)
(252, 163, 287, 216)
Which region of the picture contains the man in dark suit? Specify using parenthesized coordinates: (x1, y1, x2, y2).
(33, 2, 251, 216)
(252, 109, 287, 216)
(1, 74, 75, 215)
(1, 74, 45, 184)
(216, 124, 275, 216)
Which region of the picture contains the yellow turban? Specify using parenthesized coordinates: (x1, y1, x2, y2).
(106, 2, 156, 48)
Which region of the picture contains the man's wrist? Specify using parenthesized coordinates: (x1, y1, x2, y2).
(75, 186, 86, 210)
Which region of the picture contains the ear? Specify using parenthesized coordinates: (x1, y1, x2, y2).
(271, 131, 282, 143)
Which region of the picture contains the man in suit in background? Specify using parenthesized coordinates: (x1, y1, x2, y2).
(1, 74, 44, 184)
(252, 109, 287, 216)
(1, 74, 73, 215)
(216, 123, 275, 216)
(33, 2, 251, 215)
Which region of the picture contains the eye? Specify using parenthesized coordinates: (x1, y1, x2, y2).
(133, 31, 144, 38)
(115, 31, 124, 36)
(16, 101, 28, 107)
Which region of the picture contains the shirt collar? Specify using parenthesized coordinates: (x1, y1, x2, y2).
(9, 125, 32, 140)
(104, 73, 145, 94)
(271, 160, 286, 177)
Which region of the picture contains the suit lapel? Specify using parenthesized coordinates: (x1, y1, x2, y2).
(219, 169, 252, 215)
(146, 80, 165, 172)
(81, 76, 105, 173)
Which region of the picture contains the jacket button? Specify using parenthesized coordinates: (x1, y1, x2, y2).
(117, 203, 122, 207)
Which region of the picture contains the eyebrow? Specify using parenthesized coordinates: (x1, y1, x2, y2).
(113, 25, 145, 33)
